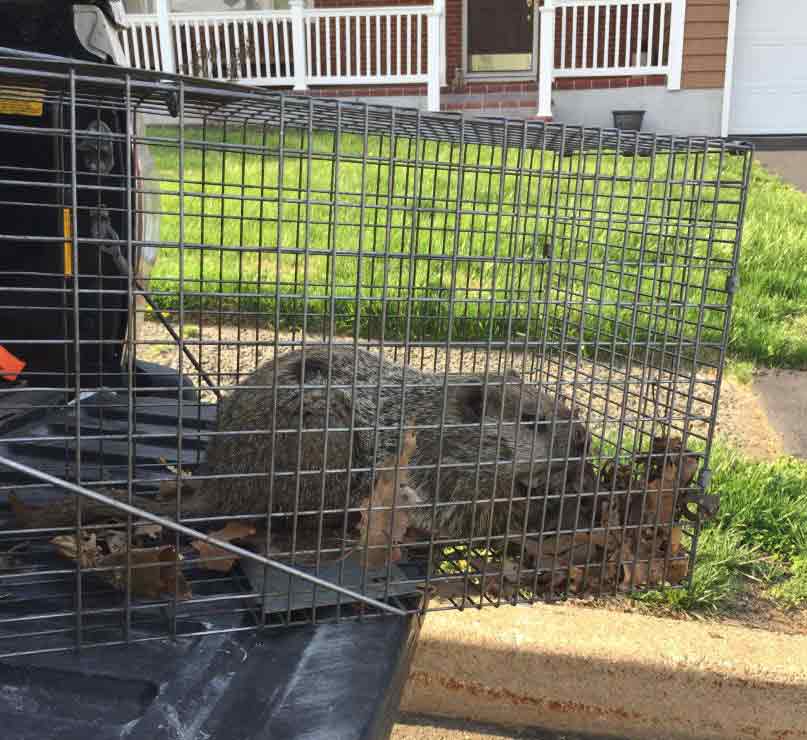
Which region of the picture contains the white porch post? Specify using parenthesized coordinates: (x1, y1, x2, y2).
(290, 0, 308, 91)
(667, 0, 687, 90)
(427, 0, 444, 111)
(440, 0, 447, 88)
(720, 0, 738, 137)
(537, 0, 555, 118)
(155, 0, 175, 74)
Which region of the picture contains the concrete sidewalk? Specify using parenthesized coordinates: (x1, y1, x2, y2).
(400, 602, 807, 740)
(392, 713, 616, 739)
(755, 150, 807, 193)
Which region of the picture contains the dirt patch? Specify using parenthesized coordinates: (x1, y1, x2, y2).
(136, 317, 766, 456)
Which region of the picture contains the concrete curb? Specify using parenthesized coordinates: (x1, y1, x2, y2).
(400, 603, 807, 740)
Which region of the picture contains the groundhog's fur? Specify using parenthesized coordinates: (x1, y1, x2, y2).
(200, 346, 595, 540)
(21, 346, 596, 543)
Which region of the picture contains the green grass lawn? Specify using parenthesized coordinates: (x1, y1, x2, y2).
(144, 125, 807, 367)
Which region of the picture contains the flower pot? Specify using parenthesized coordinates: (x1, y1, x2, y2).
(612, 110, 645, 131)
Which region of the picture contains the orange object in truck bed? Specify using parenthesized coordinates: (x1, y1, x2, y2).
(0, 345, 25, 382)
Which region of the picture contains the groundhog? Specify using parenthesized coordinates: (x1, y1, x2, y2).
(18, 345, 596, 550)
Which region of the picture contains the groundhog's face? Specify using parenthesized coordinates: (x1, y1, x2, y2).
(449, 373, 590, 496)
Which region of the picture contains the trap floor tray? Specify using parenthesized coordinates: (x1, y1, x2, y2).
(242, 552, 421, 614)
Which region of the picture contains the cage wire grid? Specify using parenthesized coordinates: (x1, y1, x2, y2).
(0, 57, 750, 657)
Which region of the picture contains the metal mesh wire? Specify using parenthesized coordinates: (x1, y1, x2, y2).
(0, 58, 750, 657)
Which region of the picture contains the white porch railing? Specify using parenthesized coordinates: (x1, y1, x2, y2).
(120, 14, 163, 72)
(538, 0, 685, 117)
(120, 0, 686, 120)
(552, 1, 683, 81)
(119, 0, 444, 111)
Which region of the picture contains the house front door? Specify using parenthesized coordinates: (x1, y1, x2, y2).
(466, 0, 535, 75)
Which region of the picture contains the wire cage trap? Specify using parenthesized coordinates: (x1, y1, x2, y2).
(0, 56, 751, 658)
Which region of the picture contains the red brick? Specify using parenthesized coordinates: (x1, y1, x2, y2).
(610, 77, 629, 88)
(574, 79, 593, 90)
(646, 74, 667, 86)
(591, 78, 610, 89)
(554, 78, 575, 90)
(627, 77, 644, 87)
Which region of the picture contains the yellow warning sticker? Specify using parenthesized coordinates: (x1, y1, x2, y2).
(0, 84, 45, 117)
(63, 208, 73, 277)
(0, 98, 43, 117)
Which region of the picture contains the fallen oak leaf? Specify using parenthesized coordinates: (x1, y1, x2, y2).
(50, 533, 98, 568)
(157, 457, 198, 501)
(50, 534, 191, 600)
(134, 523, 163, 543)
(104, 530, 128, 555)
(158, 456, 192, 479)
(109, 523, 163, 548)
(642, 438, 700, 558)
(359, 425, 419, 568)
(190, 521, 256, 573)
(97, 546, 192, 601)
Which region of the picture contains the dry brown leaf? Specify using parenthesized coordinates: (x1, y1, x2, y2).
(98, 546, 192, 600)
(49, 534, 191, 600)
(190, 521, 256, 573)
(104, 530, 128, 554)
(159, 456, 192, 479)
(158, 457, 196, 501)
(643, 438, 699, 518)
(85, 524, 163, 556)
(470, 555, 523, 600)
(51, 533, 98, 568)
(617, 535, 689, 591)
(134, 524, 163, 541)
(359, 425, 419, 568)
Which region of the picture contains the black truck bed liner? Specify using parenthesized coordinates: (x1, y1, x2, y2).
(0, 389, 421, 740)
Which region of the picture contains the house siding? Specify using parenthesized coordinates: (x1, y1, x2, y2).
(681, 0, 730, 89)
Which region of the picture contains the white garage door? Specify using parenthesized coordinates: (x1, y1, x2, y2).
(729, 0, 807, 135)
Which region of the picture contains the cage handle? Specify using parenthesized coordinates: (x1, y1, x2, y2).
(0, 454, 407, 617)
